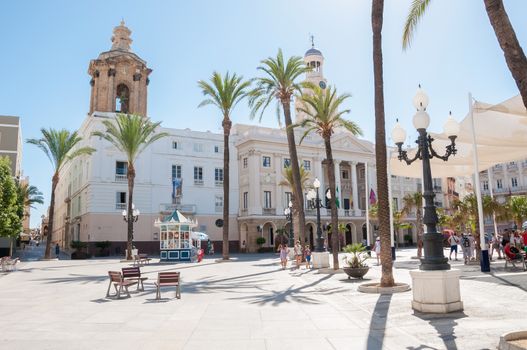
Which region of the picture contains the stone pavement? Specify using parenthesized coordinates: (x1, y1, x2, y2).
(0, 248, 525, 350)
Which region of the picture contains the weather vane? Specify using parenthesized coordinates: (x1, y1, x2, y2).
(310, 34, 315, 48)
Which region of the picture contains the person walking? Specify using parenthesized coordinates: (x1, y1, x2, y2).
(449, 232, 459, 261)
(55, 243, 60, 259)
(461, 234, 472, 264)
(279, 244, 289, 270)
(304, 245, 311, 269)
(490, 234, 502, 260)
(294, 241, 303, 269)
(373, 237, 381, 265)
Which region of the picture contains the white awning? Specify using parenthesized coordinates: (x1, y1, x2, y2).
(390, 95, 527, 178)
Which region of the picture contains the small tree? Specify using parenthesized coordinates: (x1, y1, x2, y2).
(0, 157, 22, 255)
(256, 237, 266, 252)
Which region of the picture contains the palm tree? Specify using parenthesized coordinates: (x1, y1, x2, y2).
(279, 165, 311, 192)
(402, 192, 424, 257)
(506, 195, 527, 228)
(92, 114, 168, 260)
(17, 183, 44, 218)
(402, 0, 527, 109)
(249, 49, 311, 244)
(198, 72, 251, 260)
(294, 86, 362, 269)
(372, 0, 394, 287)
(27, 129, 95, 259)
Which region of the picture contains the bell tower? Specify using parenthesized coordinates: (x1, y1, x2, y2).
(88, 21, 152, 116)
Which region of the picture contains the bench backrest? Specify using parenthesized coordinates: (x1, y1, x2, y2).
(122, 267, 141, 278)
(108, 271, 123, 283)
(158, 272, 180, 285)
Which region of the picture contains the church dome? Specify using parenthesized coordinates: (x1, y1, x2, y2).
(305, 47, 323, 57)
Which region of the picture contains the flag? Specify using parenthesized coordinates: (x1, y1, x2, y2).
(369, 189, 377, 205)
(172, 178, 182, 198)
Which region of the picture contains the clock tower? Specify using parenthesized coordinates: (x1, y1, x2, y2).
(294, 39, 328, 123)
(88, 21, 152, 117)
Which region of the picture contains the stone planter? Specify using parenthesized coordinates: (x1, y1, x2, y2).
(343, 266, 369, 279)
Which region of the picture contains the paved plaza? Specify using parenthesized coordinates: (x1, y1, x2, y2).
(1, 248, 526, 350)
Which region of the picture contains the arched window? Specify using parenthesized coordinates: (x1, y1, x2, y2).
(115, 84, 130, 113)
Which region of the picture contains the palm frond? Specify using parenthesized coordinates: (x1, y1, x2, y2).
(402, 0, 432, 50)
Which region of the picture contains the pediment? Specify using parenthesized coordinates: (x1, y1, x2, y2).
(330, 133, 373, 153)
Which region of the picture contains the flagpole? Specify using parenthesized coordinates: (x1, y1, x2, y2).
(469, 92, 490, 272)
(365, 162, 370, 246)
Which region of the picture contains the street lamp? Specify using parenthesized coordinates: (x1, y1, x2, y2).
(392, 86, 460, 271)
(122, 203, 140, 253)
(284, 201, 294, 247)
(307, 178, 331, 253)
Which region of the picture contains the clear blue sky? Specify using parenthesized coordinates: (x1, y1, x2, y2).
(1, 0, 525, 227)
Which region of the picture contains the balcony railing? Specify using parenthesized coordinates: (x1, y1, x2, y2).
(116, 203, 126, 210)
(305, 209, 316, 216)
(262, 208, 276, 216)
(215, 180, 223, 187)
(115, 174, 127, 182)
(507, 163, 518, 170)
(215, 205, 223, 213)
(159, 203, 197, 214)
(194, 179, 204, 186)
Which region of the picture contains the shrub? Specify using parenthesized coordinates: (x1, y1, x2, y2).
(342, 243, 369, 268)
(256, 237, 266, 246)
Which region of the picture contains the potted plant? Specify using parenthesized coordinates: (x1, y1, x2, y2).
(256, 237, 266, 253)
(342, 243, 370, 279)
(70, 240, 90, 259)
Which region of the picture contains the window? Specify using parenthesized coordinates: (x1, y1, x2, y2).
(215, 195, 223, 212)
(269, 227, 274, 245)
(115, 192, 126, 209)
(215, 168, 224, 186)
(285, 192, 292, 208)
(172, 141, 179, 150)
(303, 160, 311, 170)
(116, 161, 127, 175)
(283, 158, 291, 168)
(194, 166, 203, 185)
(359, 169, 365, 179)
(115, 84, 130, 113)
(214, 145, 220, 153)
(193, 143, 203, 152)
(243, 157, 248, 168)
(243, 192, 248, 209)
(172, 165, 182, 179)
(483, 180, 489, 190)
(264, 191, 272, 209)
(392, 197, 398, 211)
(342, 170, 349, 179)
(497, 179, 503, 189)
(512, 177, 518, 187)
(263, 156, 271, 168)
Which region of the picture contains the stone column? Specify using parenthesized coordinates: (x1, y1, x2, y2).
(518, 161, 524, 188)
(351, 161, 359, 216)
(248, 150, 261, 215)
(133, 70, 142, 115)
(107, 66, 116, 112)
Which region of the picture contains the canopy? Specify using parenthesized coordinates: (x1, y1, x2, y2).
(191, 232, 209, 241)
(390, 95, 527, 178)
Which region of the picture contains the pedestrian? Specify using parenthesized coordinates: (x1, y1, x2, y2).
(448, 232, 459, 261)
(293, 241, 303, 269)
(502, 229, 510, 247)
(279, 244, 289, 270)
(373, 237, 381, 265)
(468, 234, 476, 261)
(241, 240, 246, 253)
(55, 243, 60, 259)
(207, 239, 213, 255)
(461, 234, 472, 264)
(490, 234, 503, 260)
(511, 231, 522, 248)
(304, 245, 311, 269)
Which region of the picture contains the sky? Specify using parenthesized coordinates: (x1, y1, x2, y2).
(1, 0, 526, 227)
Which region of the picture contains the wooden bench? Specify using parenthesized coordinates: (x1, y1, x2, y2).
(133, 254, 152, 267)
(122, 267, 148, 291)
(155, 272, 181, 300)
(106, 271, 138, 298)
(505, 253, 527, 271)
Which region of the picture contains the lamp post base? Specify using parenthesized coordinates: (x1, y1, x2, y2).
(311, 251, 330, 269)
(410, 269, 463, 313)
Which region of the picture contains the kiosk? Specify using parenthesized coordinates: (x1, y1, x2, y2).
(155, 210, 198, 262)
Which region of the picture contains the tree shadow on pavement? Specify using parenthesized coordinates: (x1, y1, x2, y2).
(366, 293, 392, 349)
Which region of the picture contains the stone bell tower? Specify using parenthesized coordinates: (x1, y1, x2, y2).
(88, 21, 152, 116)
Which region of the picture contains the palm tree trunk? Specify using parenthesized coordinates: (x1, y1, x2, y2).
(126, 164, 135, 260)
(44, 173, 59, 259)
(372, 0, 394, 287)
(484, 0, 527, 109)
(222, 118, 231, 260)
(281, 99, 306, 244)
(324, 136, 340, 269)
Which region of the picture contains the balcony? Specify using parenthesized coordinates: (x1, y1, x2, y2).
(194, 179, 204, 186)
(116, 203, 126, 210)
(262, 208, 276, 216)
(507, 163, 518, 171)
(215, 180, 223, 187)
(159, 203, 197, 214)
(305, 209, 316, 216)
(115, 174, 127, 182)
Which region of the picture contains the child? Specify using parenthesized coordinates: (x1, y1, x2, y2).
(294, 241, 303, 269)
(304, 245, 311, 269)
(279, 244, 289, 270)
(373, 237, 381, 265)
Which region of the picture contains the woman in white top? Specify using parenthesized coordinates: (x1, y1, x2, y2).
(373, 237, 381, 265)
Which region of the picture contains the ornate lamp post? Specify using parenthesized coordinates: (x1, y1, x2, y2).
(122, 203, 140, 253)
(391, 86, 460, 271)
(307, 178, 331, 253)
(283, 201, 294, 247)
